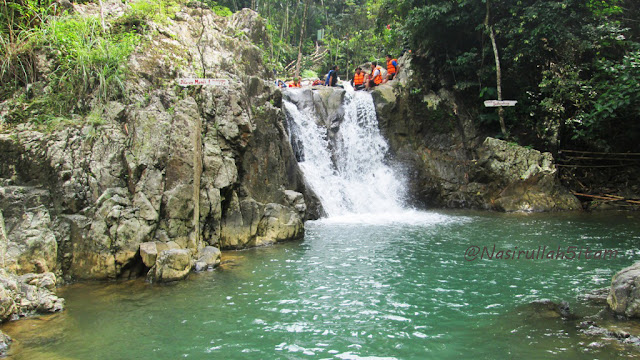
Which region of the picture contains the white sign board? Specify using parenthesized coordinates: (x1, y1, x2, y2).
(178, 78, 230, 86)
(484, 100, 517, 107)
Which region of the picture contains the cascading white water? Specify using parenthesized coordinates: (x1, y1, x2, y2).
(284, 85, 408, 218)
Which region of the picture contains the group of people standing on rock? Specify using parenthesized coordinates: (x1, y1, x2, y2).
(276, 54, 399, 90)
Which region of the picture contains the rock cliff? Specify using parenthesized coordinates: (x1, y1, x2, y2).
(0, 6, 316, 284)
(371, 54, 581, 212)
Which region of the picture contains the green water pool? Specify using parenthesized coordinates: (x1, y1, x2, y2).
(4, 211, 640, 359)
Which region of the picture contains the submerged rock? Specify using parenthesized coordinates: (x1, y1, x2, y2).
(579, 287, 610, 306)
(607, 262, 640, 318)
(578, 320, 640, 348)
(521, 299, 574, 320)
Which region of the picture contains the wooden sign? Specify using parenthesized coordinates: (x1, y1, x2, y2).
(484, 100, 517, 107)
(178, 78, 230, 86)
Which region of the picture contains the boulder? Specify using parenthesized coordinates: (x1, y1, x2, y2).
(220, 192, 304, 249)
(139, 242, 158, 268)
(149, 249, 193, 283)
(283, 190, 307, 217)
(220, 193, 264, 249)
(197, 246, 221, 269)
(608, 262, 640, 318)
(254, 203, 304, 247)
(475, 138, 582, 212)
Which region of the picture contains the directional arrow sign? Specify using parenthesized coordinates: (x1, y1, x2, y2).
(484, 100, 517, 107)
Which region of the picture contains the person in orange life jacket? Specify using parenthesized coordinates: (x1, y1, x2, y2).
(350, 67, 366, 91)
(383, 54, 398, 83)
(289, 77, 301, 87)
(366, 62, 383, 89)
(324, 65, 339, 87)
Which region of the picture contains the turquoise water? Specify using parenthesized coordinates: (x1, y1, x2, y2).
(4, 211, 640, 359)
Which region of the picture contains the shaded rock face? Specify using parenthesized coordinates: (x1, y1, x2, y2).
(608, 262, 640, 318)
(0, 9, 311, 282)
(371, 54, 580, 211)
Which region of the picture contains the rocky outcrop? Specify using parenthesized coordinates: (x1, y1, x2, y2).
(149, 248, 193, 283)
(220, 192, 304, 248)
(475, 138, 582, 211)
(0, 270, 64, 322)
(371, 54, 580, 211)
(607, 262, 640, 318)
(0, 330, 10, 357)
(0, 8, 312, 282)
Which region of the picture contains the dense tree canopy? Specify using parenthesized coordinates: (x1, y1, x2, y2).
(1, 0, 638, 152)
(394, 0, 639, 152)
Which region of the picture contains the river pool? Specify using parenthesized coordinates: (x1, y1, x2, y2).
(3, 210, 640, 359)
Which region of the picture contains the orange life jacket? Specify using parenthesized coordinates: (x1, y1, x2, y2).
(289, 82, 301, 88)
(387, 58, 398, 74)
(353, 72, 365, 86)
(373, 66, 383, 85)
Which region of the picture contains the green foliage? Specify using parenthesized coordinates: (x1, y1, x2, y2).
(204, 2, 232, 17)
(571, 50, 640, 149)
(2, 12, 139, 127)
(392, 0, 640, 151)
(216, 0, 403, 78)
(301, 69, 318, 79)
(126, 0, 185, 24)
(0, 0, 62, 92)
(40, 16, 139, 115)
(587, 0, 623, 17)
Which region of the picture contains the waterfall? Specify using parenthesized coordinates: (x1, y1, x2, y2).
(284, 85, 414, 221)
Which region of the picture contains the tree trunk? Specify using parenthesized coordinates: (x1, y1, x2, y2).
(295, 0, 310, 79)
(485, 0, 507, 136)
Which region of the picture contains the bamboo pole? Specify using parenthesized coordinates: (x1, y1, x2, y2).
(560, 150, 640, 156)
(572, 192, 640, 205)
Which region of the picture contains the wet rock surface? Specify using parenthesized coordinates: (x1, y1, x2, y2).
(608, 261, 640, 318)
